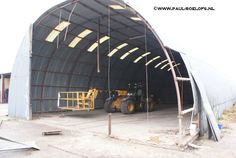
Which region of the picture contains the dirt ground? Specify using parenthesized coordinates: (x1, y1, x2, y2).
(0, 105, 236, 158)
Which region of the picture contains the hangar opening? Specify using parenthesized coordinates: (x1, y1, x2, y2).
(31, 0, 193, 112)
(29, 0, 195, 140)
(9, 0, 202, 145)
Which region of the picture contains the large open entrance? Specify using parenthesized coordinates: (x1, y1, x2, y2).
(29, 0, 194, 145)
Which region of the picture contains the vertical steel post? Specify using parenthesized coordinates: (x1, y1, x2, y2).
(108, 113, 111, 136)
(144, 26, 149, 122)
(97, 18, 101, 73)
(122, 5, 183, 135)
(107, 6, 112, 136)
(138, 21, 183, 135)
(163, 48, 182, 135)
(1, 75, 4, 103)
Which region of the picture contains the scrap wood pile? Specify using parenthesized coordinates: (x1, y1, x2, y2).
(219, 104, 236, 123)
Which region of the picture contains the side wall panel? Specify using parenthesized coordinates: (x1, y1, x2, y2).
(8, 25, 32, 119)
(185, 55, 236, 118)
(181, 53, 236, 136)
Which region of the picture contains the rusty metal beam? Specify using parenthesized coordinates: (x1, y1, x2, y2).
(123, 5, 184, 135)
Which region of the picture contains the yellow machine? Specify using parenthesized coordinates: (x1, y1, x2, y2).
(104, 83, 156, 114)
(104, 90, 128, 113)
(57, 88, 98, 111)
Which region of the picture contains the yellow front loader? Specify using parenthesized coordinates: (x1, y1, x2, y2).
(104, 83, 156, 114)
(104, 90, 128, 113)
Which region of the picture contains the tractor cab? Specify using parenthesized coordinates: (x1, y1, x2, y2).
(104, 83, 156, 114)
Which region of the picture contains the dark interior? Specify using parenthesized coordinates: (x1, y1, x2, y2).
(31, 0, 193, 113)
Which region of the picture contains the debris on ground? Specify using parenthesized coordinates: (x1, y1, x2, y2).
(0, 136, 40, 151)
(188, 142, 211, 149)
(42, 130, 62, 136)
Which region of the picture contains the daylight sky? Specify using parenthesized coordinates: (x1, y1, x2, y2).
(0, 0, 235, 80)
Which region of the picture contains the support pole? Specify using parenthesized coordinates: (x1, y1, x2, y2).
(114, 5, 183, 136)
(107, 6, 112, 136)
(1, 75, 4, 103)
(107, 6, 111, 98)
(144, 26, 149, 120)
(147, 28, 183, 135)
(108, 113, 111, 136)
(165, 49, 183, 135)
(97, 18, 101, 73)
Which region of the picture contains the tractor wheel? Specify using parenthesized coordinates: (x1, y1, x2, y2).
(104, 98, 116, 113)
(144, 101, 155, 112)
(121, 100, 135, 114)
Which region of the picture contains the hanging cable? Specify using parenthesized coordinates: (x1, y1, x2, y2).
(64, 2, 77, 41)
(97, 18, 101, 73)
(107, 7, 111, 98)
(57, 10, 62, 49)
(35, 0, 80, 26)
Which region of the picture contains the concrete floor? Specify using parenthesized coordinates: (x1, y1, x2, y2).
(0, 106, 193, 157)
(33, 107, 191, 146)
(1, 105, 236, 157)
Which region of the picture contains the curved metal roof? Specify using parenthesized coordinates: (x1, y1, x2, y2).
(29, 0, 188, 112)
(8, 0, 236, 140)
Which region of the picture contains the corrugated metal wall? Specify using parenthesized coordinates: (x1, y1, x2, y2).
(8, 25, 32, 119)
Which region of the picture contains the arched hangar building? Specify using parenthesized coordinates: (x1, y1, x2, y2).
(8, 0, 236, 140)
